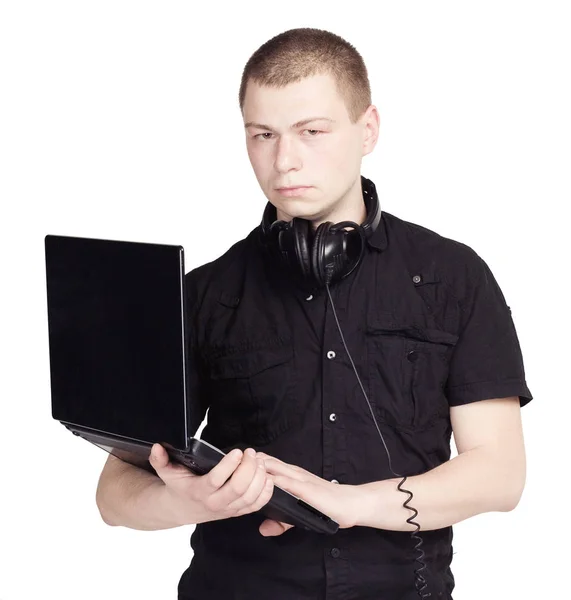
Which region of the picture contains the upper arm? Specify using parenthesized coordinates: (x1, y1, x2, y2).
(450, 395, 524, 454)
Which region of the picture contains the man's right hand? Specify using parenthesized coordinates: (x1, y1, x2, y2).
(148, 443, 275, 526)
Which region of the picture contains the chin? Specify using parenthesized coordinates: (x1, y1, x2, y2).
(272, 199, 311, 219)
(281, 207, 323, 223)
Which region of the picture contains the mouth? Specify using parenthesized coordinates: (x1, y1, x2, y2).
(275, 186, 312, 196)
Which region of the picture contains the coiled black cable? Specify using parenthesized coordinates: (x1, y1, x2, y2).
(325, 282, 432, 599)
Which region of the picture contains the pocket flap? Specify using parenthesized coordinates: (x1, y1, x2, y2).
(207, 340, 293, 379)
(368, 314, 459, 347)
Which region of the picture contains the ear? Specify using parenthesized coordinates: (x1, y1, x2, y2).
(361, 105, 380, 157)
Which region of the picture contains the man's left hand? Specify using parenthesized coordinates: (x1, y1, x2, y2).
(256, 453, 363, 537)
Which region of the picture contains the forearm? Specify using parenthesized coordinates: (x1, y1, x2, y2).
(96, 457, 183, 531)
(357, 446, 523, 532)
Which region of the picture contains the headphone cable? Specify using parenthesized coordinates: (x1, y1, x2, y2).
(325, 281, 432, 599)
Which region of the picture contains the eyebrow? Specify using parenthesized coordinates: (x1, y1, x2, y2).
(244, 117, 336, 131)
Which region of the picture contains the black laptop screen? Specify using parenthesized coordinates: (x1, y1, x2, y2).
(45, 235, 187, 449)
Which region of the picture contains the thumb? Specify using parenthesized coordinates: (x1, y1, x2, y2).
(148, 443, 170, 472)
(148, 443, 194, 483)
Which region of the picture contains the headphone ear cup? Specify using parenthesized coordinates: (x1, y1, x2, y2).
(291, 218, 312, 281)
(311, 222, 331, 287)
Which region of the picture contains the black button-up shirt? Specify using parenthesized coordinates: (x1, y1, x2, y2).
(178, 196, 533, 599)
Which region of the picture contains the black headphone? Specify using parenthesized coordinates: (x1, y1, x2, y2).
(260, 175, 382, 288)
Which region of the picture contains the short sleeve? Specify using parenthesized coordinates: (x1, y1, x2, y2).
(445, 253, 533, 408)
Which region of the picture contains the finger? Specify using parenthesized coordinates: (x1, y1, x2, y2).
(148, 443, 196, 482)
(249, 476, 275, 512)
(257, 453, 294, 468)
(264, 459, 324, 485)
(210, 448, 261, 509)
(259, 519, 294, 537)
(202, 448, 244, 493)
(149, 443, 169, 469)
(204, 448, 259, 508)
(272, 474, 317, 499)
(263, 458, 307, 481)
(234, 468, 275, 516)
(227, 456, 268, 512)
(256, 452, 279, 462)
(149, 443, 181, 477)
(257, 454, 311, 477)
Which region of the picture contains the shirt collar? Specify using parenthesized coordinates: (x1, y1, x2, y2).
(367, 209, 388, 251)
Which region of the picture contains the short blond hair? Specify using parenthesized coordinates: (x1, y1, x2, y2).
(239, 28, 372, 124)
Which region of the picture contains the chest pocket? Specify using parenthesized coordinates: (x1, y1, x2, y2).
(203, 336, 298, 446)
(366, 316, 459, 431)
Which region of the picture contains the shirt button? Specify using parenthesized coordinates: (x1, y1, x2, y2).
(305, 294, 313, 301)
(330, 548, 341, 558)
(331, 479, 339, 484)
(412, 274, 422, 284)
(407, 350, 418, 362)
(329, 413, 337, 422)
(327, 350, 336, 359)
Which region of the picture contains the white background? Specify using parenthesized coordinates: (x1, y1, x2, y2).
(1, 1, 568, 598)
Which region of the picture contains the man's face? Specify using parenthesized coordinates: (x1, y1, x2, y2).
(243, 72, 378, 223)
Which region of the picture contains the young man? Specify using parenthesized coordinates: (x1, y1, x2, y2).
(96, 28, 533, 599)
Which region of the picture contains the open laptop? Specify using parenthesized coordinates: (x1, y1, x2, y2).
(44, 234, 338, 535)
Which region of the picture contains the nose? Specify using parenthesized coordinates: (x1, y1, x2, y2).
(274, 135, 301, 173)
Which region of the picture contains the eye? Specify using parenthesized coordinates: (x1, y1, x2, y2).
(253, 129, 323, 141)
